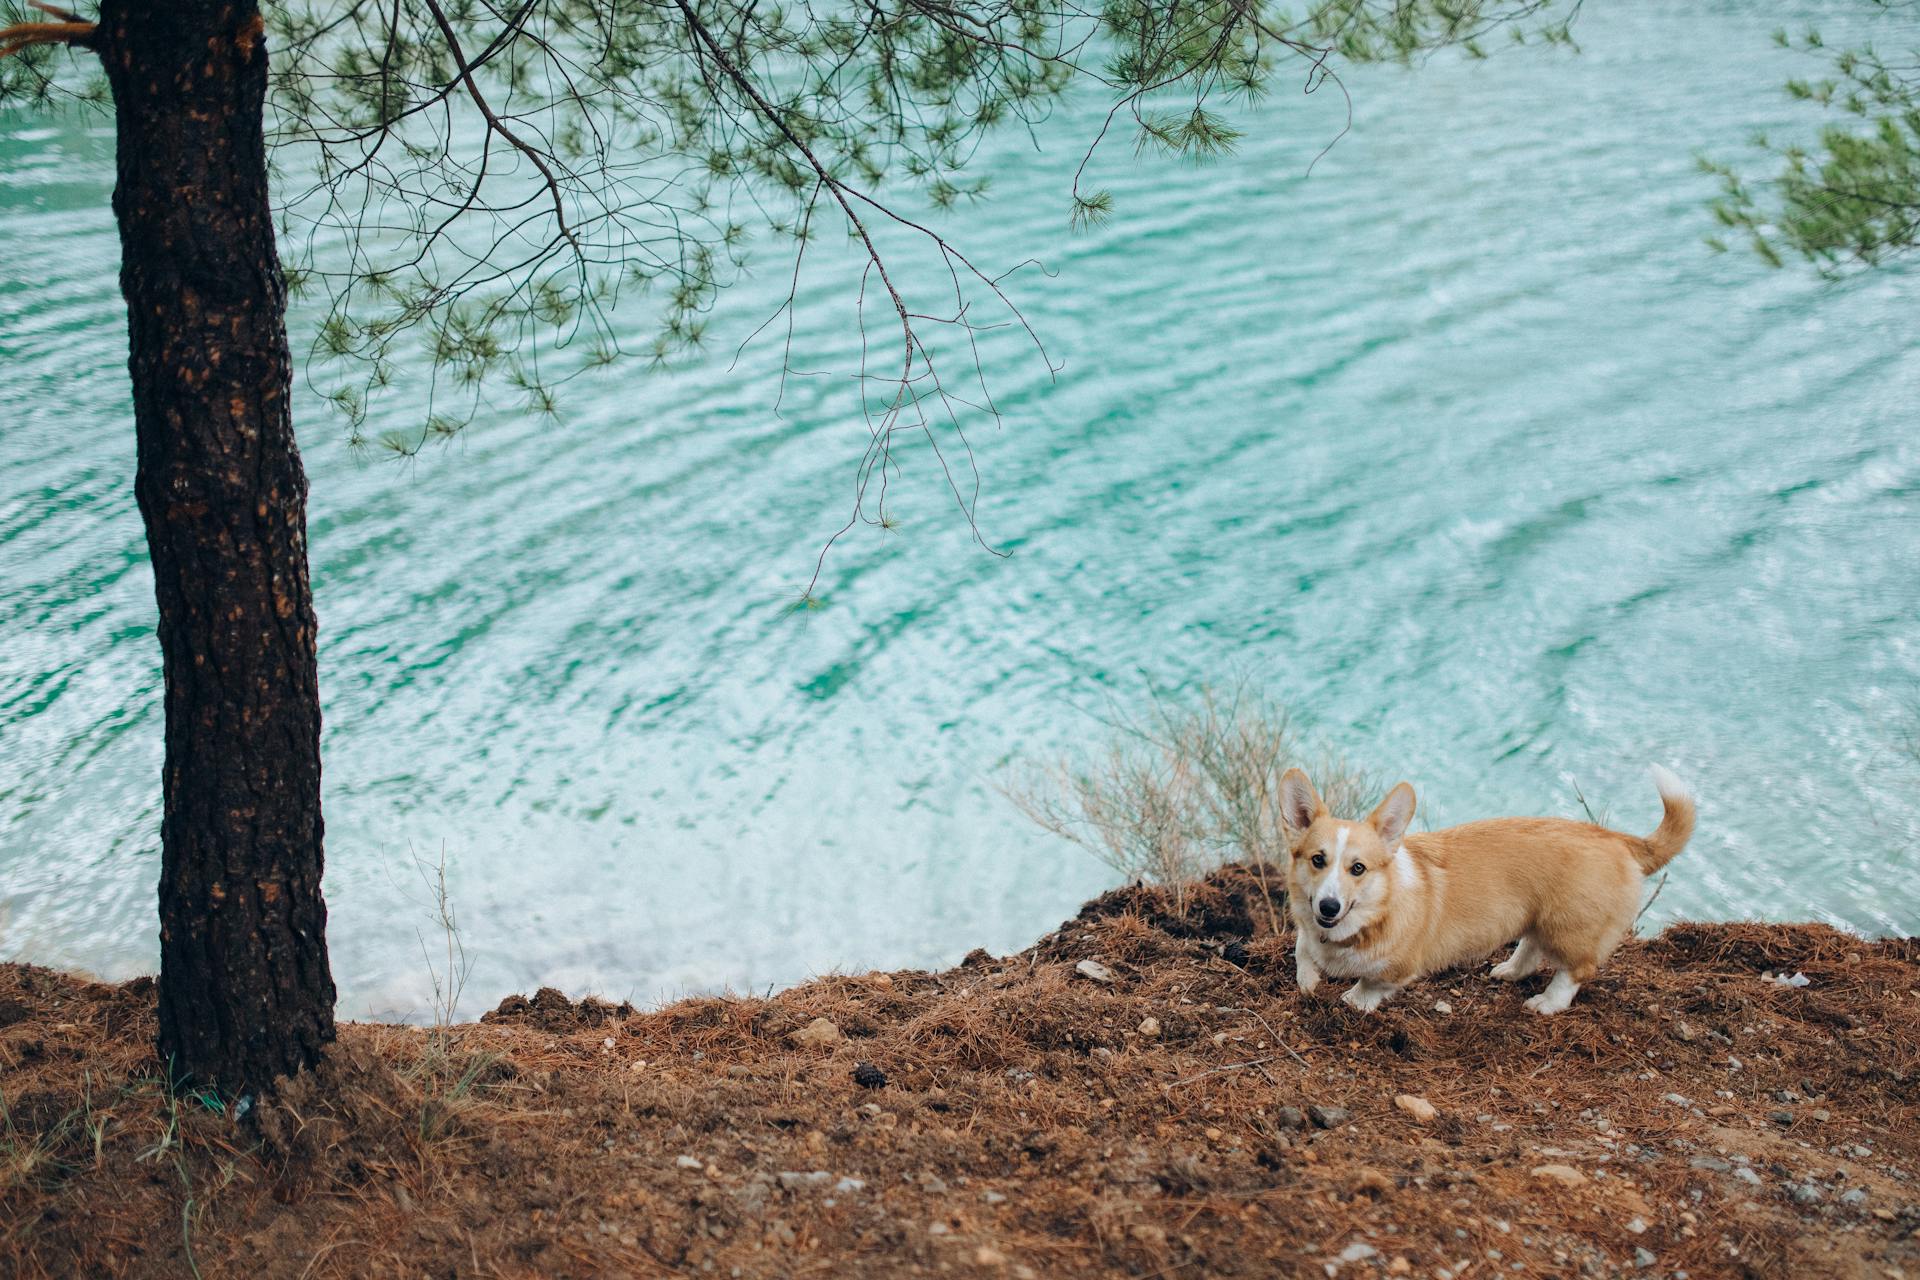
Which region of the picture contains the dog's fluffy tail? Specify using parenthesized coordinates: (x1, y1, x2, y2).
(1636, 764, 1696, 874)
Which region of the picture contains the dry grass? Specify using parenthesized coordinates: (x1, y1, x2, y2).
(1006, 685, 1381, 918)
(1, 873, 1917, 1278)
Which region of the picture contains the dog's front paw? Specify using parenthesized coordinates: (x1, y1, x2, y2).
(1341, 982, 1388, 1013)
(1295, 962, 1321, 995)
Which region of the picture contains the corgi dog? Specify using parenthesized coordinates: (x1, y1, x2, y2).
(1280, 766, 1695, 1015)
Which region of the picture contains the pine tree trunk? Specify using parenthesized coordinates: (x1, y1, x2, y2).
(98, 0, 336, 1093)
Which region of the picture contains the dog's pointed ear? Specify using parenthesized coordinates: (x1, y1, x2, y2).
(1279, 768, 1325, 833)
(1367, 782, 1417, 849)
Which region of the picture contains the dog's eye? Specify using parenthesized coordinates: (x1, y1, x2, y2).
(1349, 862, 1366, 877)
(1309, 853, 1326, 869)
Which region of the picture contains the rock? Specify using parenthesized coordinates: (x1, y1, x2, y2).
(1338, 1242, 1378, 1264)
(852, 1061, 888, 1089)
(1690, 1156, 1733, 1173)
(1395, 1094, 1439, 1124)
(1788, 1183, 1824, 1206)
(1075, 959, 1116, 984)
(1275, 1106, 1307, 1130)
(1840, 1188, 1868, 1208)
(1532, 1164, 1587, 1188)
(1671, 1021, 1696, 1042)
(1308, 1104, 1349, 1130)
(675, 1155, 703, 1170)
(1625, 1217, 1647, 1235)
(1433, 1001, 1453, 1014)
(1387, 1258, 1413, 1276)
(834, 1177, 866, 1194)
(789, 1017, 842, 1048)
(1137, 1016, 1161, 1037)
(1733, 1167, 1763, 1186)
(974, 1246, 1008, 1267)
(1662, 1093, 1691, 1107)
(982, 1190, 1008, 1205)
(1770, 1111, 1795, 1126)
(778, 1170, 834, 1190)
(1634, 1247, 1657, 1268)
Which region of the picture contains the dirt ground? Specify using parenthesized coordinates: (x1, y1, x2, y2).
(2, 865, 1917, 1278)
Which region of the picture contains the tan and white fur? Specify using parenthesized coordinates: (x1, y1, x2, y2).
(1282, 766, 1695, 1015)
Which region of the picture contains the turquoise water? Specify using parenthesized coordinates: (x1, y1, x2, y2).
(3, 3, 1917, 1018)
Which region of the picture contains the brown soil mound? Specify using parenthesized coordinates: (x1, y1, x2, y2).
(2, 866, 1916, 1278)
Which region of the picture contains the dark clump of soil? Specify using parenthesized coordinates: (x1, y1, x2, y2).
(482, 985, 637, 1031)
(3, 865, 1918, 1279)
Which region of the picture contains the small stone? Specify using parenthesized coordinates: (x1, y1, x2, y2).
(982, 1190, 1008, 1205)
(1671, 1021, 1696, 1042)
(1532, 1164, 1587, 1188)
(1770, 1111, 1795, 1126)
(1689, 1156, 1732, 1173)
(1387, 1259, 1413, 1276)
(1434, 1001, 1453, 1014)
(675, 1155, 703, 1170)
(1788, 1183, 1824, 1206)
(1733, 1167, 1763, 1186)
(974, 1246, 1008, 1267)
(1204, 1127, 1223, 1141)
(1662, 1093, 1691, 1107)
(1625, 1217, 1647, 1234)
(1840, 1189, 1868, 1208)
(789, 1017, 842, 1048)
(1275, 1106, 1307, 1130)
(778, 1170, 834, 1190)
(1308, 1104, 1350, 1129)
(1212, 1031, 1229, 1047)
(852, 1061, 888, 1089)
(1338, 1242, 1378, 1264)
(834, 1177, 865, 1194)
(1075, 959, 1116, 984)
(1138, 1016, 1162, 1037)
(1395, 1094, 1439, 1124)
(1634, 1247, 1657, 1268)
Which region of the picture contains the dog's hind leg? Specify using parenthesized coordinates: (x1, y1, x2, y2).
(1490, 937, 1543, 981)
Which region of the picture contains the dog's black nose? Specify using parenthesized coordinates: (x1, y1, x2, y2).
(1316, 897, 1340, 920)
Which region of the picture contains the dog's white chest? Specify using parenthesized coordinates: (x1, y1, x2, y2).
(1299, 930, 1391, 980)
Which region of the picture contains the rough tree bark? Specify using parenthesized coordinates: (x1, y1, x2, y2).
(96, 0, 336, 1093)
